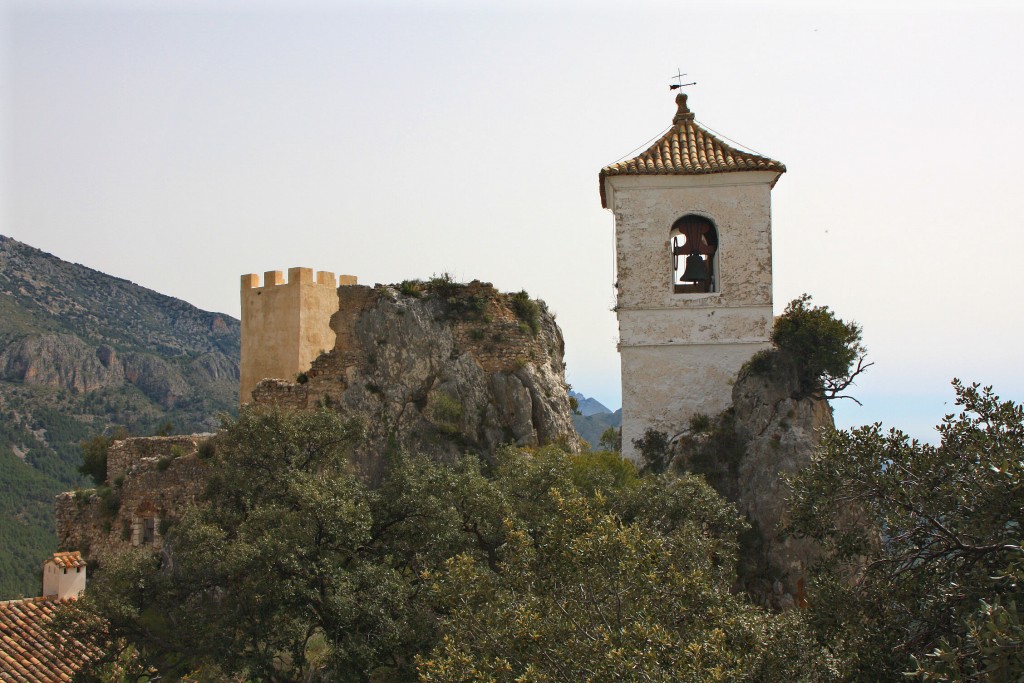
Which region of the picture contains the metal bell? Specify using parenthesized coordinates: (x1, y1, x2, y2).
(680, 253, 709, 282)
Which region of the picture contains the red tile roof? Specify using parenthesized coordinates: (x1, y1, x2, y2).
(0, 596, 100, 682)
(44, 552, 86, 571)
(599, 93, 786, 207)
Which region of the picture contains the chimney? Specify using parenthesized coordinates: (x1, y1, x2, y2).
(42, 551, 87, 600)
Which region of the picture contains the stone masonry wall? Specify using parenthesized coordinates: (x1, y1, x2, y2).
(240, 267, 357, 405)
(57, 436, 212, 566)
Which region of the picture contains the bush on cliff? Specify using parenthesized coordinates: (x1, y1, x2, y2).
(767, 293, 868, 400)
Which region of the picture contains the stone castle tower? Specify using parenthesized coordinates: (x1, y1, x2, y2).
(239, 267, 357, 404)
(600, 93, 786, 460)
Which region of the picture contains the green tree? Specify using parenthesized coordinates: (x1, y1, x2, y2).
(788, 380, 1024, 681)
(770, 293, 868, 401)
(598, 426, 621, 452)
(79, 427, 127, 486)
(418, 448, 828, 682)
(69, 410, 825, 681)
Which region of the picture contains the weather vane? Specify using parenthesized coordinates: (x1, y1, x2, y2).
(670, 69, 696, 91)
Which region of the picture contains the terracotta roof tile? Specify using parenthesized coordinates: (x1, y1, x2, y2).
(45, 552, 86, 571)
(0, 596, 100, 682)
(599, 93, 785, 207)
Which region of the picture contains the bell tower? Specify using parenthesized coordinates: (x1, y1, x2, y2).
(600, 93, 786, 460)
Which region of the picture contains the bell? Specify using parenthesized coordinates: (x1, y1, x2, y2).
(680, 253, 709, 282)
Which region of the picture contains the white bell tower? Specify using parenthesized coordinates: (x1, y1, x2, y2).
(601, 93, 786, 460)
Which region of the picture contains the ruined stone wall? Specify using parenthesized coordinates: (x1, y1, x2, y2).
(240, 267, 357, 405)
(56, 436, 211, 566)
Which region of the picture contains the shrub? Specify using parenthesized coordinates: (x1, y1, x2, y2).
(510, 290, 540, 335)
(197, 441, 216, 460)
(772, 294, 865, 397)
(399, 279, 424, 297)
(598, 427, 621, 452)
(157, 456, 172, 471)
(428, 272, 461, 298)
(633, 428, 671, 474)
(444, 294, 489, 321)
(79, 427, 128, 486)
(688, 413, 712, 433)
(569, 395, 580, 415)
(430, 391, 462, 430)
(741, 349, 775, 377)
(97, 485, 121, 517)
(296, 372, 309, 384)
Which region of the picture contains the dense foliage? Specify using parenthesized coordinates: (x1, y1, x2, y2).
(789, 380, 1024, 681)
(66, 406, 829, 682)
(768, 293, 867, 399)
(64, 376, 1024, 682)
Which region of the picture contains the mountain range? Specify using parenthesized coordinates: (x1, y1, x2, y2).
(0, 235, 240, 596)
(569, 390, 622, 448)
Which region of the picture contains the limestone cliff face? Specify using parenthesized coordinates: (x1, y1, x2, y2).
(0, 334, 228, 409)
(730, 352, 832, 608)
(667, 350, 832, 609)
(252, 280, 581, 478)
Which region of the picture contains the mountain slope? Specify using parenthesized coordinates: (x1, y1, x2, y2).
(569, 390, 612, 417)
(0, 235, 240, 596)
(568, 391, 621, 449)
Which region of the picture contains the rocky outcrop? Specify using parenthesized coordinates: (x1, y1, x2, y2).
(0, 334, 203, 408)
(0, 334, 119, 393)
(252, 280, 581, 478)
(731, 351, 831, 608)
(667, 350, 833, 609)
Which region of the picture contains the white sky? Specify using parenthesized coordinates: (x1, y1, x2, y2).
(4, 0, 1023, 441)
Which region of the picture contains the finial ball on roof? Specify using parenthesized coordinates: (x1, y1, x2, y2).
(673, 93, 694, 124)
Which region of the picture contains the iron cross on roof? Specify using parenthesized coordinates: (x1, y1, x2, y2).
(670, 69, 696, 91)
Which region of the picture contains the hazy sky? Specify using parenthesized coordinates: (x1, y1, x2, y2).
(4, 0, 1023, 440)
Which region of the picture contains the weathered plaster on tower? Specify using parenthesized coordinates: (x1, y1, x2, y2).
(601, 95, 785, 460)
(239, 267, 357, 404)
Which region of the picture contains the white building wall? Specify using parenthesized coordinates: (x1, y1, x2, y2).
(42, 563, 86, 600)
(606, 171, 780, 460)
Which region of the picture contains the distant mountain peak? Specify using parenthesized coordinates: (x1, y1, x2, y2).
(569, 390, 612, 417)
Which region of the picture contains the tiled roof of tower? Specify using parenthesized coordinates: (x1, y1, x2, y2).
(599, 93, 786, 207)
(0, 596, 101, 682)
(46, 552, 86, 570)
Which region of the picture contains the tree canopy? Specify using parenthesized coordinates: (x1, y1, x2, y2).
(788, 380, 1024, 681)
(66, 406, 825, 682)
(64, 376, 1024, 682)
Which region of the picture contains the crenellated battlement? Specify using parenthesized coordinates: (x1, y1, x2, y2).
(239, 266, 358, 405)
(241, 267, 358, 291)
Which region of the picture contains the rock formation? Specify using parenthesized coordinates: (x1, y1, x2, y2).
(666, 350, 833, 609)
(251, 279, 581, 478)
(56, 279, 582, 563)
